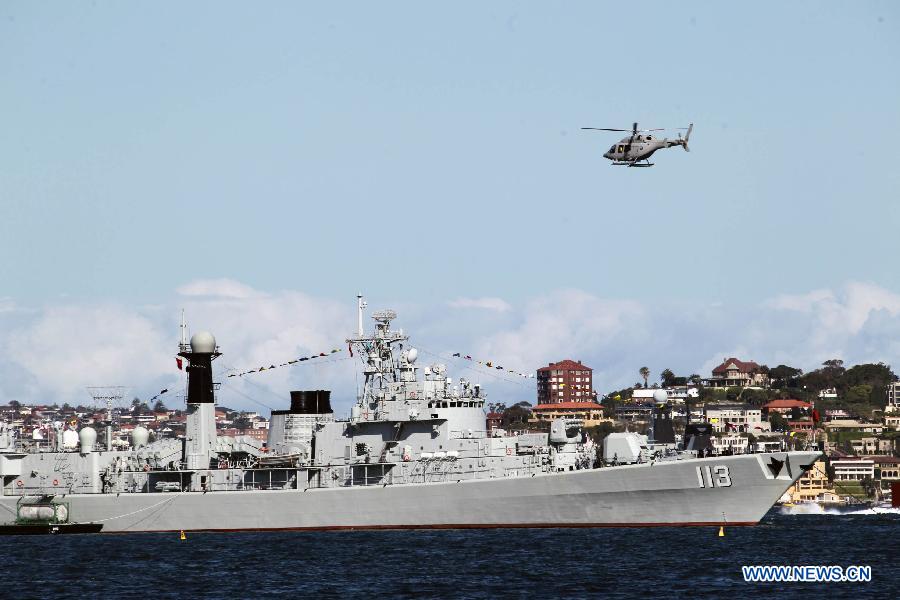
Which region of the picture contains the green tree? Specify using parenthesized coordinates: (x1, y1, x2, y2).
(841, 362, 896, 408)
(502, 401, 532, 430)
(639, 367, 650, 389)
(861, 476, 878, 498)
(769, 412, 788, 432)
(660, 369, 676, 388)
(688, 374, 702, 385)
(153, 400, 167, 413)
(769, 365, 802, 388)
(845, 384, 872, 404)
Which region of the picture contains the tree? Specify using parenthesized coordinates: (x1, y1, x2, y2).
(861, 476, 878, 498)
(769, 365, 802, 388)
(769, 412, 788, 432)
(688, 374, 702, 385)
(841, 363, 896, 408)
(845, 384, 872, 404)
(822, 358, 845, 376)
(153, 400, 168, 413)
(501, 402, 532, 430)
(9, 400, 20, 410)
(660, 369, 676, 388)
(639, 367, 650, 389)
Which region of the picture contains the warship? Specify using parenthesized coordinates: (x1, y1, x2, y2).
(0, 297, 820, 533)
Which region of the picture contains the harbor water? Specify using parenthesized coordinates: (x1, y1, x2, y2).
(3, 510, 898, 598)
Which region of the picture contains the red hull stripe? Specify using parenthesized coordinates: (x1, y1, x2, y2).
(103, 521, 758, 534)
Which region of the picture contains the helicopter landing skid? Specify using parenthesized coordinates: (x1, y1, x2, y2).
(612, 161, 654, 167)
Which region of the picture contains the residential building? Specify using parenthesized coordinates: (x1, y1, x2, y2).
(763, 399, 812, 415)
(831, 458, 875, 482)
(887, 382, 900, 413)
(788, 420, 814, 433)
(824, 420, 884, 435)
(711, 434, 750, 455)
(530, 401, 609, 428)
(825, 409, 851, 421)
(614, 404, 654, 422)
(536, 360, 594, 405)
(884, 414, 900, 431)
(486, 412, 503, 432)
(818, 388, 838, 401)
(788, 459, 836, 502)
(849, 437, 880, 455)
(755, 439, 785, 453)
(631, 386, 699, 405)
(705, 404, 767, 433)
(874, 456, 900, 488)
(704, 357, 769, 388)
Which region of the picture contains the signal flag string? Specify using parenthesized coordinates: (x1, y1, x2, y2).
(225, 347, 348, 378)
(449, 352, 535, 379)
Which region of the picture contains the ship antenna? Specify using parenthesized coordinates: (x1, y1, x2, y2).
(180, 309, 188, 351)
(357, 293, 367, 337)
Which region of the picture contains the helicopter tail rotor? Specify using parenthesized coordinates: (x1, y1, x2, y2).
(681, 123, 693, 152)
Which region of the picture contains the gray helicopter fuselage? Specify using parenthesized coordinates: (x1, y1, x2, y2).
(603, 134, 680, 163)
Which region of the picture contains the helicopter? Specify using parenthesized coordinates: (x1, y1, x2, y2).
(581, 122, 693, 167)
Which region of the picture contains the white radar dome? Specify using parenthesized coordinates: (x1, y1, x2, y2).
(61, 429, 79, 449)
(132, 426, 150, 448)
(190, 331, 217, 353)
(79, 427, 97, 453)
(652, 389, 668, 404)
(407, 348, 418, 364)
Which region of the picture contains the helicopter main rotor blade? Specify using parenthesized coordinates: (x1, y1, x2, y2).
(581, 127, 629, 132)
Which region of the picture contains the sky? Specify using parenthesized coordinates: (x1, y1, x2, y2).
(1, 2, 899, 414)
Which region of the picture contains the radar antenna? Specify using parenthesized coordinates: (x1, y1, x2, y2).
(86, 386, 128, 451)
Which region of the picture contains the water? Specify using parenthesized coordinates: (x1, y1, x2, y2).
(3, 511, 897, 598)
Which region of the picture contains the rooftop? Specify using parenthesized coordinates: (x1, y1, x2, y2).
(533, 401, 603, 410)
(763, 399, 812, 410)
(712, 357, 762, 375)
(537, 359, 592, 372)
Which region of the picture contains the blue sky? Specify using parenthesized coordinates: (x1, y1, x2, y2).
(1, 2, 899, 411)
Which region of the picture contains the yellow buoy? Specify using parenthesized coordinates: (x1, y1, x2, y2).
(180, 530, 186, 540)
(718, 526, 725, 537)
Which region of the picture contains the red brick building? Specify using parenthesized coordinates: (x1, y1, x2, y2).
(536, 359, 594, 405)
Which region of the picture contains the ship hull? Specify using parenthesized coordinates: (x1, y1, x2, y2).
(0, 452, 819, 533)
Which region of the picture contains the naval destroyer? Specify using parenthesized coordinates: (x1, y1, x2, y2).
(0, 297, 820, 533)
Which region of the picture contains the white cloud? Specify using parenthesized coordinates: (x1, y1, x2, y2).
(3, 305, 172, 405)
(448, 297, 512, 312)
(2, 280, 900, 412)
(176, 278, 261, 299)
(0, 282, 357, 413)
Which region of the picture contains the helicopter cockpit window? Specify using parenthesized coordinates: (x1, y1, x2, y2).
(609, 146, 616, 153)
(617, 145, 624, 153)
